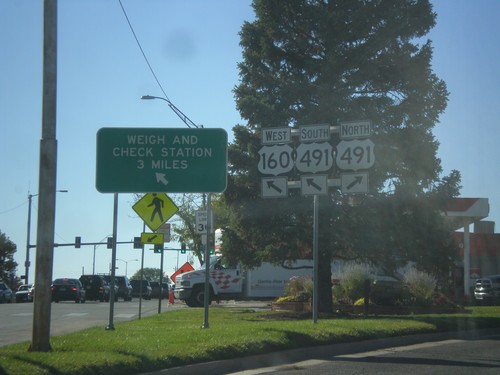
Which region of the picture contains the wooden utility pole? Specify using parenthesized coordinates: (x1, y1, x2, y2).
(30, 0, 58, 352)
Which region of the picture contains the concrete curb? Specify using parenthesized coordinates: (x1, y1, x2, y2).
(138, 327, 500, 375)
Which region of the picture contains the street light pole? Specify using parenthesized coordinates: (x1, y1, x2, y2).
(93, 234, 112, 274)
(25, 190, 67, 285)
(116, 258, 138, 277)
(25, 193, 35, 285)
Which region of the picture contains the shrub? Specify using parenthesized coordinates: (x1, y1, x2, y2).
(332, 263, 374, 303)
(402, 267, 437, 306)
(281, 276, 313, 302)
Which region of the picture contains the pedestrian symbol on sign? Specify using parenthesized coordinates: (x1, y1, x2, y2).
(133, 192, 179, 231)
(148, 193, 164, 222)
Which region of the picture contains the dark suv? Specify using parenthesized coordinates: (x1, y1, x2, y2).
(104, 275, 133, 301)
(51, 278, 86, 303)
(79, 275, 110, 302)
(130, 279, 152, 300)
(474, 275, 500, 305)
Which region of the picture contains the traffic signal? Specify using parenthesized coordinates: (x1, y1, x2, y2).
(75, 236, 81, 248)
(209, 248, 214, 255)
(107, 237, 113, 249)
(181, 242, 186, 254)
(154, 244, 163, 253)
(133, 237, 142, 249)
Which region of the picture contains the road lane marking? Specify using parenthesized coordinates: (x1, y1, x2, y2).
(335, 339, 465, 359)
(65, 313, 89, 317)
(114, 314, 136, 318)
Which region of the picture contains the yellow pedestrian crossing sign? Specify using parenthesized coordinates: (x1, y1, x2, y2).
(132, 193, 178, 231)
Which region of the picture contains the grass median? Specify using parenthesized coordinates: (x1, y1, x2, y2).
(1, 306, 500, 375)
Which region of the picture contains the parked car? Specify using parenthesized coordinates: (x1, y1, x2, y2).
(79, 275, 110, 302)
(474, 275, 500, 305)
(28, 284, 35, 301)
(51, 278, 86, 303)
(150, 281, 168, 299)
(130, 279, 152, 300)
(15, 284, 33, 303)
(103, 275, 133, 301)
(0, 281, 13, 303)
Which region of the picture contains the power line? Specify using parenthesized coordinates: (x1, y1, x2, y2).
(117, 0, 199, 128)
(117, 0, 170, 102)
(0, 200, 26, 215)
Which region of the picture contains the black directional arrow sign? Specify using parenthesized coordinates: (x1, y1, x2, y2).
(267, 180, 283, 193)
(301, 175, 327, 196)
(347, 175, 364, 190)
(262, 177, 288, 198)
(306, 178, 322, 191)
(141, 232, 164, 245)
(341, 172, 369, 194)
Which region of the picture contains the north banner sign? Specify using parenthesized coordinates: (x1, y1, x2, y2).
(96, 127, 228, 193)
(340, 120, 371, 139)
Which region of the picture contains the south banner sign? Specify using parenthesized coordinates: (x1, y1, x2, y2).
(133, 193, 178, 231)
(96, 127, 228, 193)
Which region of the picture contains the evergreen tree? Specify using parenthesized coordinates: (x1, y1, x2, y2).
(223, 0, 459, 312)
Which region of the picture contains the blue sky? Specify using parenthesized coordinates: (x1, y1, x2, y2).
(1, 1, 499, 282)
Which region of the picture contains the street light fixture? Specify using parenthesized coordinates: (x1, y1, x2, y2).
(25, 189, 68, 284)
(140, 95, 199, 129)
(116, 258, 138, 277)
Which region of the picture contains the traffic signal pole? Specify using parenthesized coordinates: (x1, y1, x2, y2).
(106, 193, 119, 331)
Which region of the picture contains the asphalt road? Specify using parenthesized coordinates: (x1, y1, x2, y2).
(0, 298, 185, 347)
(147, 329, 500, 375)
(235, 334, 500, 375)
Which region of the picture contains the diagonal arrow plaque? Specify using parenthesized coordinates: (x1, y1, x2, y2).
(141, 232, 164, 245)
(301, 175, 328, 196)
(262, 177, 288, 198)
(341, 172, 369, 194)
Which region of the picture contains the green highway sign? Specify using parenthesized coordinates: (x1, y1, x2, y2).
(96, 127, 228, 193)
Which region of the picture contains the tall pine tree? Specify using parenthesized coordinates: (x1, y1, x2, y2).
(222, 0, 459, 312)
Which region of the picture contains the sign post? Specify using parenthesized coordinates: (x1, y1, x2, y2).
(257, 121, 375, 323)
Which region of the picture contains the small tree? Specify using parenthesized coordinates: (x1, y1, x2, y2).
(130, 268, 162, 282)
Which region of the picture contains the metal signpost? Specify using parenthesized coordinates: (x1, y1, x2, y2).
(258, 121, 375, 323)
(96, 127, 228, 329)
(132, 192, 178, 314)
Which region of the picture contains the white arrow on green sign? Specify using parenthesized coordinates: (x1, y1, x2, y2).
(96, 127, 228, 193)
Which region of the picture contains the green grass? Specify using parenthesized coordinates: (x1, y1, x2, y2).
(1, 306, 500, 375)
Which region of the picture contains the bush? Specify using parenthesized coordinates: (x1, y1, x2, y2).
(280, 276, 313, 302)
(402, 267, 437, 306)
(332, 263, 374, 304)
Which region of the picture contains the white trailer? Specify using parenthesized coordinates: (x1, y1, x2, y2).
(174, 255, 314, 307)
